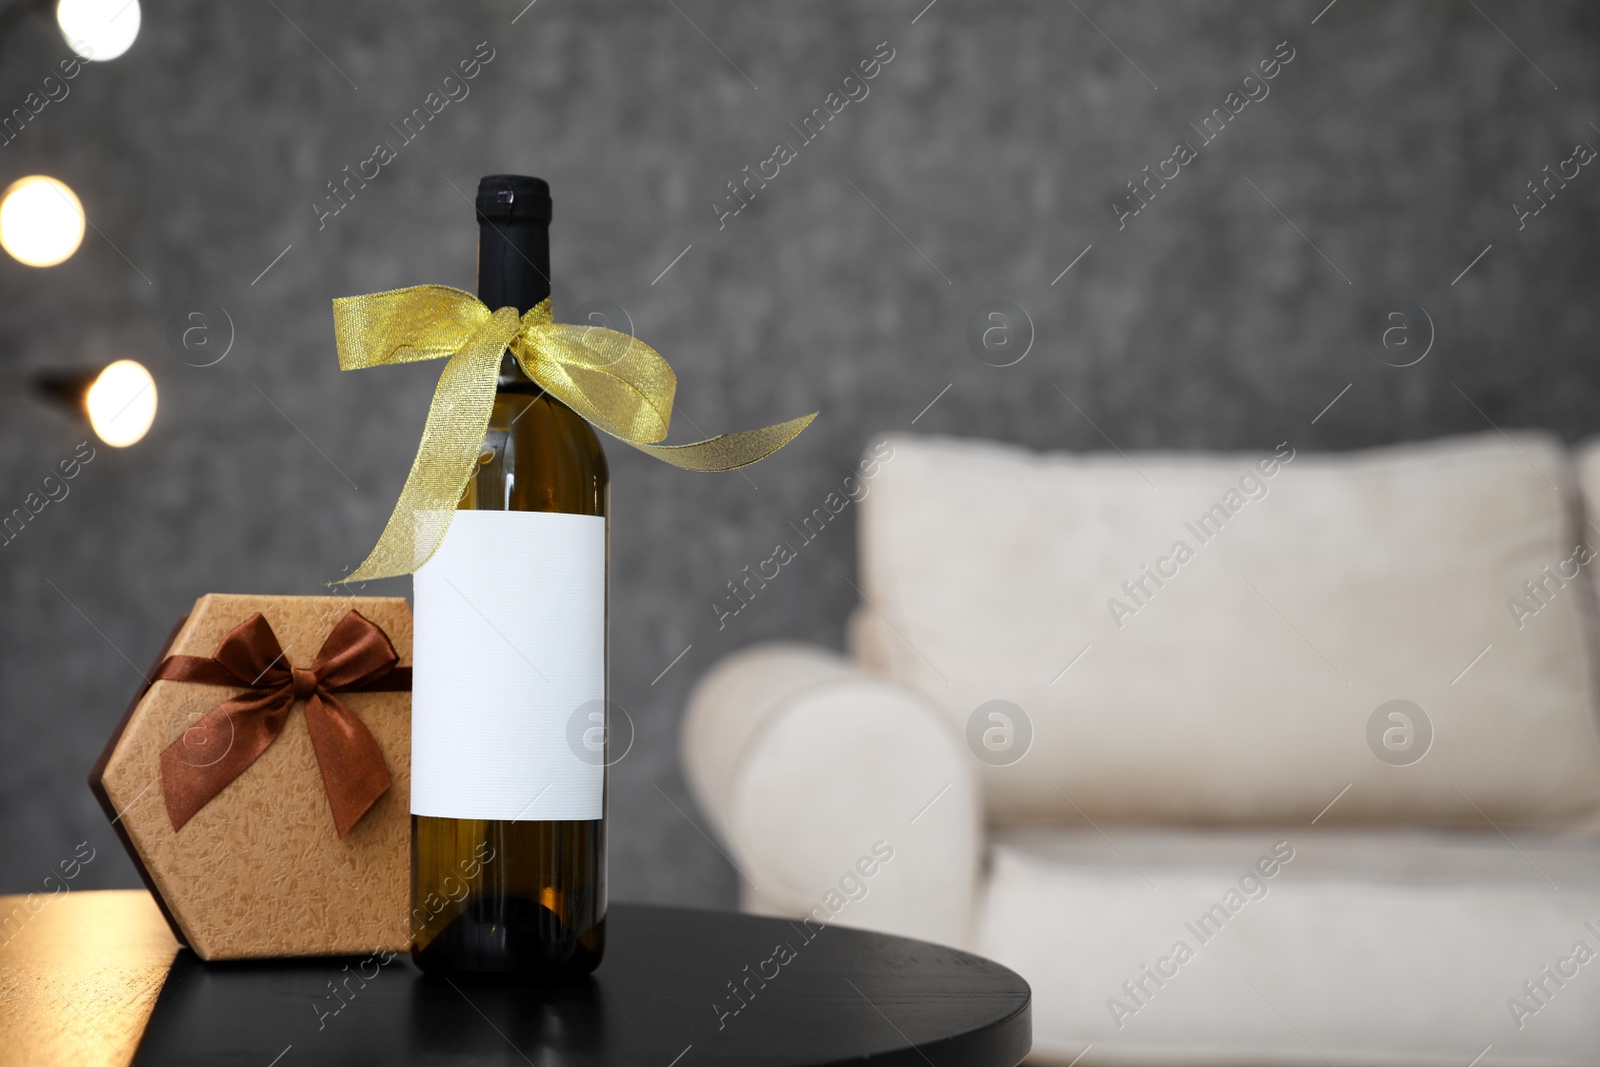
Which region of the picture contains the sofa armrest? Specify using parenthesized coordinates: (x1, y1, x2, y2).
(681, 642, 981, 949)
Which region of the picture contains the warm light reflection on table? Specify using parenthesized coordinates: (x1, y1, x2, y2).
(0, 890, 179, 1067)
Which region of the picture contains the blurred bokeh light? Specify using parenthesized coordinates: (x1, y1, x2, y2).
(0, 175, 86, 267)
(57, 0, 141, 61)
(86, 360, 157, 447)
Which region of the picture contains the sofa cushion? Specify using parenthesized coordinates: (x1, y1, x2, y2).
(978, 827, 1600, 1066)
(850, 432, 1600, 827)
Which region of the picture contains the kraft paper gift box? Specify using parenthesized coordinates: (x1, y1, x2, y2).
(89, 594, 413, 960)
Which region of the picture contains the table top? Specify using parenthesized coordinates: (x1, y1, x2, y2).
(0, 890, 1030, 1067)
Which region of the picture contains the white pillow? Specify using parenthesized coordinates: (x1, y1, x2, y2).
(850, 432, 1600, 827)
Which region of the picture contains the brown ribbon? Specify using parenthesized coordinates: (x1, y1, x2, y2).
(156, 611, 412, 838)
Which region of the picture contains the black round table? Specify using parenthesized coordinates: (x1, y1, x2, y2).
(131, 900, 1031, 1066)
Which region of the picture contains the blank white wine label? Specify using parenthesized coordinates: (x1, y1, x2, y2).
(410, 510, 605, 820)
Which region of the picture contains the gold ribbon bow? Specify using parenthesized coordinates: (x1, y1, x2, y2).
(332, 286, 816, 581)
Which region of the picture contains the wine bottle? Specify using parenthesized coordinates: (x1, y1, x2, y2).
(409, 175, 608, 976)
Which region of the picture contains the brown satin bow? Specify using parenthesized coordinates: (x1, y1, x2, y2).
(156, 611, 412, 838)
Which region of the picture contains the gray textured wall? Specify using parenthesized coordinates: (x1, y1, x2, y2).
(1, 1, 1597, 905)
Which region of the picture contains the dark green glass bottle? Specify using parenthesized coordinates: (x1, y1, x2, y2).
(411, 175, 607, 977)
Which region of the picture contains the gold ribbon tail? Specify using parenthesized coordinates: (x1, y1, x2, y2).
(510, 315, 817, 471)
(332, 287, 520, 582)
(627, 413, 817, 471)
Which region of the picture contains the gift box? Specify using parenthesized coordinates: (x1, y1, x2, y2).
(89, 594, 414, 960)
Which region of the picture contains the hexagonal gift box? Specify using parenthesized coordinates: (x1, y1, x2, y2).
(89, 594, 413, 960)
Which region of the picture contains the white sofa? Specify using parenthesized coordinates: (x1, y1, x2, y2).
(682, 431, 1600, 1067)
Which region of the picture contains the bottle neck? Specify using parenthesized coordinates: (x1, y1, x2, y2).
(478, 218, 551, 389)
(477, 219, 550, 313)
